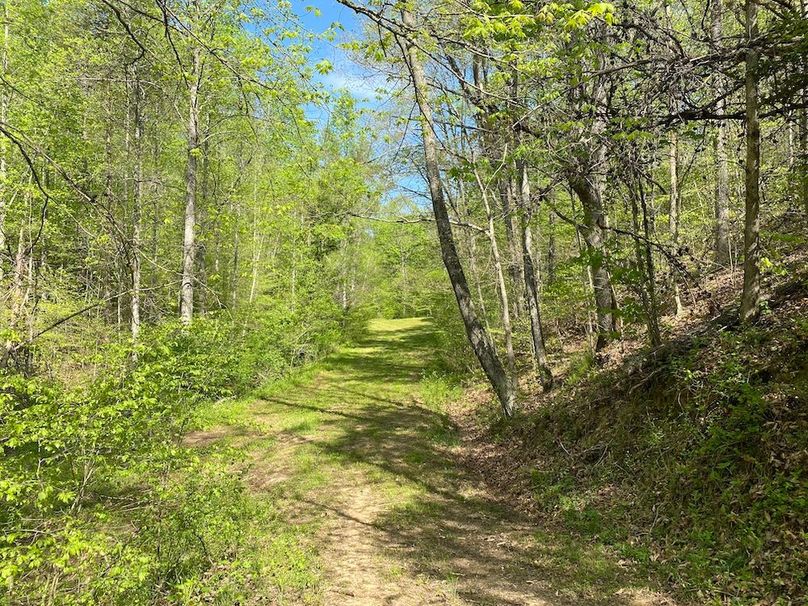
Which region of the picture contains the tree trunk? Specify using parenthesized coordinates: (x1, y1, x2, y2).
(2, 225, 27, 367)
(474, 163, 516, 381)
(739, 0, 761, 322)
(630, 177, 661, 347)
(249, 199, 264, 304)
(130, 65, 143, 345)
(498, 177, 524, 320)
(231, 196, 240, 309)
(711, 0, 731, 267)
(714, 118, 731, 266)
(568, 60, 617, 352)
(569, 175, 616, 351)
(0, 0, 9, 282)
(801, 109, 808, 211)
(400, 9, 515, 416)
(180, 46, 201, 326)
(547, 211, 556, 284)
(197, 134, 211, 315)
(669, 132, 683, 315)
(458, 180, 490, 331)
(800, 0, 808, 211)
(518, 162, 553, 390)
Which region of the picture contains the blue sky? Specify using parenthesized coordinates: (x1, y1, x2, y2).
(287, 1, 426, 202)
(294, 1, 386, 105)
(243, 1, 424, 204)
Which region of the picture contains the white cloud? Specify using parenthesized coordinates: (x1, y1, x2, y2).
(321, 68, 387, 100)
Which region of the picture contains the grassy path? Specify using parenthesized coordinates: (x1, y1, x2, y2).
(190, 318, 671, 606)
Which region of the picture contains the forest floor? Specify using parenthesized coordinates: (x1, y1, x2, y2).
(187, 318, 675, 606)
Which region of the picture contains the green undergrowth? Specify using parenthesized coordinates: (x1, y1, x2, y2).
(0, 308, 356, 605)
(487, 280, 808, 604)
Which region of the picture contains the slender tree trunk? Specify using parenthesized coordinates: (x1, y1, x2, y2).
(180, 46, 201, 326)
(468, 235, 489, 331)
(711, 0, 731, 266)
(568, 186, 596, 351)
(714, 118, 732, 266)
(498, 177, 524, 319)
(197, 135, 211, 315)
(231, 197, 239, 309)
(458, 180, 490, 331)
(642, 183, 661, 345)
(474, 164, 516, 380)
(739, 0, 761, 322)
(0, 0, 9, 282)
(800, 0, 808, 211)
(630, 177, 661, 346)
(567, 63, 617, 351)
(801, 109, 808, 211)
(547, 211, 556, 284)
(130, 66, 143, 345)
(518, 162, 553, 389)
(400, 9, 515, 416)
(787, 115, 795, 169)
(249, 200, 264, 304)
(2, 224, 26, 366)
(669, 132, 683, 315)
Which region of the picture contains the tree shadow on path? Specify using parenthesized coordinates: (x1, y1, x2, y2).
(249, 318, 675, 606)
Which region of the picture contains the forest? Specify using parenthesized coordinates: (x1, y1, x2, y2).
(0, 0, 806, 604)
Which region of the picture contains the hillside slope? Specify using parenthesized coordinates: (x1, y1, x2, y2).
(455, 256, 808, 604)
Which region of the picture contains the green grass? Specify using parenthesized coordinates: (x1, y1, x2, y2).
(186, 317, 677, 605)
(187, 318, 465, 602)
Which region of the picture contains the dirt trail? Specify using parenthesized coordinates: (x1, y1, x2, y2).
(197, 319, 674, 606)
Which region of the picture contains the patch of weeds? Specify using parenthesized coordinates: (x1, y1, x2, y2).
(424, 420, 460, 446)
(419, 371, 463, 411)
(192, 395, 274, 436)
(530, 469, 576, 511)
(615, 541, 651, 564)
(290, 449, 328, 492)
(255, 364, 322, 400)
(403, 449, 431, 466)
(379, 477, 423, 504)
(566, 350, 595, 385)
(258, 525, 321, 601)
(384, 563, 405, 580)
(286, 417, 320, 436)
(563, 505, 606, 537)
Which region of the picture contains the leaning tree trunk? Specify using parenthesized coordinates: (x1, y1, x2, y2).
(547, 210, 556, 284)
(400, 9, 516, 416)
(739, 0, 761, 322)
(180, 46, 201, 326)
